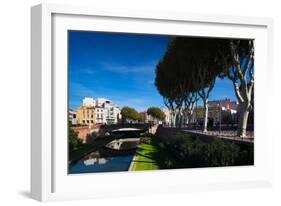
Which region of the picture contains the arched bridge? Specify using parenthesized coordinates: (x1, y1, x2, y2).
(69, 127, 146, 165)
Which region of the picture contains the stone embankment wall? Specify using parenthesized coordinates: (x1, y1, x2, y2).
(155, 126, 253, 147)
(72, 124, 101, 143)
(72, 123, 152, 143)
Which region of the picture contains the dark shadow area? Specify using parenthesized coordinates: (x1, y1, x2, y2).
(135, 128, 254, 171)
(132, 160, 156, 164)
(152, 131, 254, 169)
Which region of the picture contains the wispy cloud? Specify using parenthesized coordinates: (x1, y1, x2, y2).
(69, 82, 96, 98)
(80, 68, 96, 74)
(99, 62, 157, 74)
(114, 96, 165, 112)
(114, 98, 147, 112)
(69, 66, 97, 75)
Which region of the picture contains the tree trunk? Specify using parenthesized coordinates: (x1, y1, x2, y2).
(170, 113, 173, 127)
(238, 105, 250, 138)
(175, 109, 183, 128)
(176, 112, 181, 128)
(203, 99, 208, 133)
(171, 112, 176, 128)
(188, 114, 192, 129)
(179, 114, 183, 128)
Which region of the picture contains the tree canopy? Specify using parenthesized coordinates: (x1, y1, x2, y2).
(69, 128, 82, 151)
(121, 106, 143, 122)
(155, 36, 254, 136)
(155, 37, 226, 128)
(218, 39, 254, 137)
(147, 107, 166, 120)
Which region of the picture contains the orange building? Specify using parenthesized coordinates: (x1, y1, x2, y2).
(76, 106, 96, 126)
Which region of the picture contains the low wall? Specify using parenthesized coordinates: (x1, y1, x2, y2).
(155, 126, 254, 167)
(72, 125, 101, 143)
(155, 126, 253, 147)
(72, 123, 151, 143)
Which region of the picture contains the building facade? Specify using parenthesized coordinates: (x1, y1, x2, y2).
(76, 106, 96, 126)
(69, 109, 78, 125)
(162, 108, 172, 126)
(78, 97, 121, 125)
(160, 98, 239, 127)
(95, 106, 106, 124)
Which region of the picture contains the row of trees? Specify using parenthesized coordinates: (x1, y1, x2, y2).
(155, 37, 254, 137)
(121, 106, 144, 123)
(121, 106, 165, 123)
(147, 107, 166, 120)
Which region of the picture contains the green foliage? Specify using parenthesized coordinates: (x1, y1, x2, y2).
(134, 132, 253, 171)
(69, 128, 83, 151)
(217, 39, 254, 78)
(136, 112, 144, 122)
(132, 135, 177, 171)
(160, 133, 253, 168)
(140, 133, 154, 144)
(140, 132, 154, 138)
(147, 107, 166, 120)
(154, 37, 227, 128)
(121, 106, 143, 122)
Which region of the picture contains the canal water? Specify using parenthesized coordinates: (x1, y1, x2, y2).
(69, 140, 138, 174)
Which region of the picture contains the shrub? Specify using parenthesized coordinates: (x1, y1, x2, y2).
(69, 128, 83, 151)
(158, 132, 253, 168)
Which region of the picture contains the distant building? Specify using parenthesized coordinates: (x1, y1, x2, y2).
(76, 106, 96, 126)
(109, 106, 122, 124)
(79, 97, 121, 125)
(139, 110, 164, 125)
(69, 109, 78, 125)
(82, 97, 95, 107)
(209, 98, 238, 114)
(139, 111, 154, 124)
(162, 108, 172, 126)
(193, 98, 239, 125)
(95, 106, 106, 124)
(160, 98, 239, 126)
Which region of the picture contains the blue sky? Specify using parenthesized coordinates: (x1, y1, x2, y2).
(68, 31, 237, 111)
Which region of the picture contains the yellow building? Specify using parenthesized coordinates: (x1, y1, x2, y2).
(76, 106, 96, 126)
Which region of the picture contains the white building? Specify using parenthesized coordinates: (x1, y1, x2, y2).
(111, 107, 121, 124)
(96, 98, 111, 107)
(69, 109, 78, 125)
(162, 108, 171, 126)
(82, 97, 121, 124)
(83, 97, 95, 107)
(95, 106, 106, 124)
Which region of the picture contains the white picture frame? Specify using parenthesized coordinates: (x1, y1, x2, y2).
(31, 3, 274, 202)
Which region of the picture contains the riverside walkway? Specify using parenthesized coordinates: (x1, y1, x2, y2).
(183, 129, 254, 143)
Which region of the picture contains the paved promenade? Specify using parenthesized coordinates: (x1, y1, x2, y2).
(183, 129, 254, 143)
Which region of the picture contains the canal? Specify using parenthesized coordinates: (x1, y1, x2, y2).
(69, 147, 136, 174)
(69, 128, 142, 174)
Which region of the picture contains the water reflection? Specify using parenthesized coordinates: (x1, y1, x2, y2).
(83, 152, 110, 166)
(105, 138, 140, 150)
(69, 139, 139, 174)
